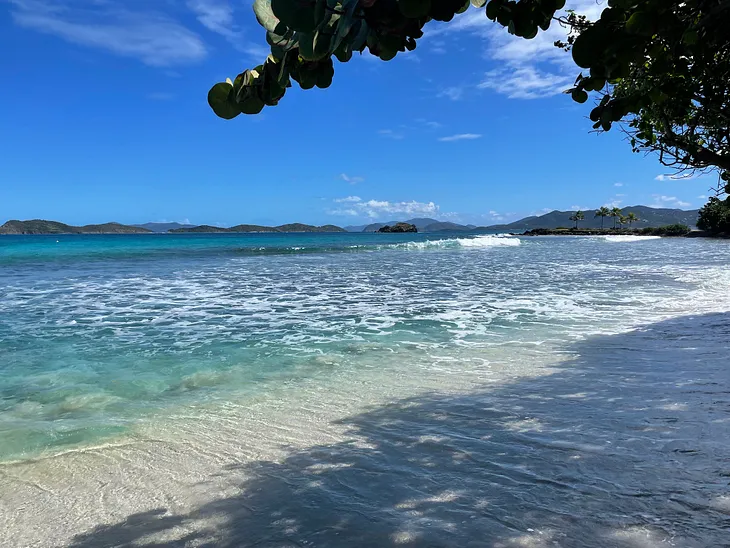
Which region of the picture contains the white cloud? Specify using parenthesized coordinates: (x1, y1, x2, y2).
(478, 66, 571, 99)
(655, 173, 700, 182)
(329, 197, 439, 219)
(650, 195, 692, 208)
(340, 174, 364, 185)
(438, 86, 465, 101)
(438, 133, 482, 142)
(9, 0, 207, 66)
(570, 205, 591, 211)
(697, 195, 708, 200)
(427, 1, 605, 100)
(378, 129, 405, 140)
(187, 0, 237, 39)
(614, 182, 624, 187)
(416, 118, 442, 129)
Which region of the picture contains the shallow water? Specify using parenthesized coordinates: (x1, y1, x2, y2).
(0, 233, 729, 546)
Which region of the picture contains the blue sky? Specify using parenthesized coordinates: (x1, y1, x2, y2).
(0, 0, 716, 227)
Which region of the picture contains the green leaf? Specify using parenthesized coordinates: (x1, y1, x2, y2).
(571, 89, 588, 103)
(316, 61, 334, 88)
(254, 0, 282, 33)
(571, 26, 609, 69)
(271, 0, 319, 33)
(470, 0, 486, 7)
(625, 11, 650, 34)
(239, 94, 266, 114)
(208, 83, 240, 119)
(397, 0, 431, 19)
(297, 32, 318, 60)
(350, 20, 369, 51)
(485, 0, 499, 21)
(682, 29, 698, 45)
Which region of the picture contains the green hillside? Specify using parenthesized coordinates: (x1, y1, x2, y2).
(168, 225, 229, 233)
(275, 223, 346, 232)
(229, 224, 281, 232)
(0, 220, 151, 234)
(482, 206, 700, 231)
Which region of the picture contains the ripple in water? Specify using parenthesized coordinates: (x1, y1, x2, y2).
(0, 234, 729, 546)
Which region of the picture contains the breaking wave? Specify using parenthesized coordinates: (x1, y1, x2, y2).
(602, 235, 662, 242)
(395, 234, 521, 250)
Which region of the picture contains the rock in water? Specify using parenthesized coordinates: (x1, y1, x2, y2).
(378, 222, 418, 233)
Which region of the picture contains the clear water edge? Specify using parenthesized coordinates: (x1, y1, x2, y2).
(1, 233, 729, 547)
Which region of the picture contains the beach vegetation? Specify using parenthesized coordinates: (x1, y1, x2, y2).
(697, 197, 730, 235)
(569, 210, 585, 229)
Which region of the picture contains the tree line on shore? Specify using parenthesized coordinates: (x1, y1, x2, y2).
(565, 199, 729, 236)
(569, 207, 639, 230)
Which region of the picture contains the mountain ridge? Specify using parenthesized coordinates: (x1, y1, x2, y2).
(1, 207, 700, 235)
(0, 220, 152, 235)
(346, 206, 700, 233)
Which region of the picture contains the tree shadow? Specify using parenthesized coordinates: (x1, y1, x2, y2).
(68, 313, 730, 547)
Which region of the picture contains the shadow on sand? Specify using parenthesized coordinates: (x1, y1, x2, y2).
(68, 313, 730, 547)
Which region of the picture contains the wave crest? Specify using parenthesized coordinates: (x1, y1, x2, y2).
(603, 235, 662, 243)
(398, 235, 521, 250)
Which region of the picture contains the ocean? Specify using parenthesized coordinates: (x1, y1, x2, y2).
(1, 232, 729, 547)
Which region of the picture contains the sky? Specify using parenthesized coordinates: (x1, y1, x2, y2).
(0, 0, 718, 227)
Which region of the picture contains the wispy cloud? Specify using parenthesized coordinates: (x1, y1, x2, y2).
(340, 174, 364, 185)
(9, 0, 208, 66)
(329, 197, 439, 219)
(650, 195, 692, 208)
(614, 182, 624, 187)
(416, 118, 442, 129)
(438, 133, 482, 142)
(438, 86, 465, 101)
(478, 66, 571, 100)
(378, 129, 405, 140)
(187, 0, 237, 39)
(655, 173, 701, 182)
(427, 1, 604, 100)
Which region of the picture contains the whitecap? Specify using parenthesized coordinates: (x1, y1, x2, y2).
(602, 235, 662, 242)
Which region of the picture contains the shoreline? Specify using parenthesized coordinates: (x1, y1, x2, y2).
(519, 227, 730, 238)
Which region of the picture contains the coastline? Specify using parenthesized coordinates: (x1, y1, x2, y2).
(519, 227, 729, 238)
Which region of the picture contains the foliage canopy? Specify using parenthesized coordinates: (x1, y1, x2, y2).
(697, 197, 730, 234)
(208, 0, 730, 187)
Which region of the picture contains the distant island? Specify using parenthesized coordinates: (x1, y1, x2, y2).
(345, 206, 700, 233)
(378, 222, 417, 233)
(0, 220, 347, 235)
(0, 206, 700, 235)
(0, 220, 152, 235)
(167, 223, 346, 233)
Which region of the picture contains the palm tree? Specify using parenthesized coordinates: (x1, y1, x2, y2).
(610, 207, 622, 229)
(618, 215, 628, 228)
(595, 206, 610, 229)
(625, 212, 638, 227)
(569, 210, 585, 229)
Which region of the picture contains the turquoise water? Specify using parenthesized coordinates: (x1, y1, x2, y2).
(2, 232, 730, 546)
(1, 232, 727, 462)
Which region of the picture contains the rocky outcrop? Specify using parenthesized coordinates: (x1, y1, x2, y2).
(378, 222, 417, 233)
